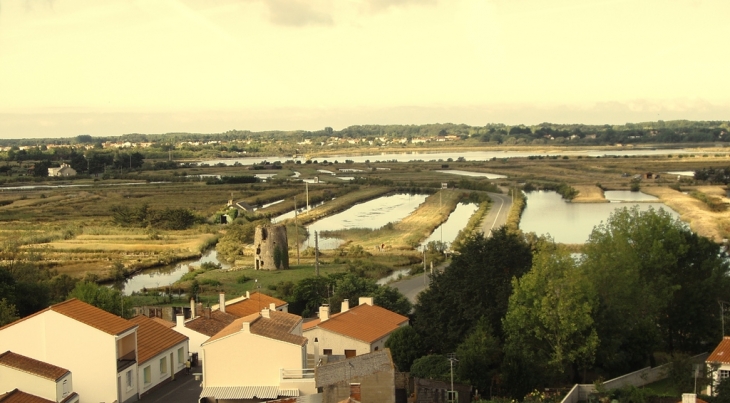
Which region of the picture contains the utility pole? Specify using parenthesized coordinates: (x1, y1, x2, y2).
(448, 353, 458, 403)
(294, 197, 300, 265)
(306, 182, 310, 211)
(440, 190, 443, 245)
(315, 231, 319, 276)
(423, 246, 427, 285)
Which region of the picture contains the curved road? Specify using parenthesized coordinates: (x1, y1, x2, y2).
(392, 191, 513, 304)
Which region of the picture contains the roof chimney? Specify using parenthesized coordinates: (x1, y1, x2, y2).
(246, 291, 250, 299)
(190, 298, 196, 318)
(350, 383, 361, 401)
(262, 308, 270, 318)
(176, 314, 184, 328)
(269, 302, 276, 311)
(683, 394, 697, 403)
(242, 321, 250, 333)
(319, 305, 330, 321)
(341, 299, 350, 312)
(196, 302, 203, 318)
(203, 307, 211, 319)
(359, 297, 373, 306)
(219, 293, 226, 313)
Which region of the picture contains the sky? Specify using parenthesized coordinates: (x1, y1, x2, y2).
(0, 0, 728, 138)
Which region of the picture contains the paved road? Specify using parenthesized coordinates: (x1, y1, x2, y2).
(392, 192, 513, 304)
(139, 371, 202, 403)
(479, 191, 513, 236)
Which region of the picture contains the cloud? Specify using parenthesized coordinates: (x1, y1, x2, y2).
(265, 0, 333, 27)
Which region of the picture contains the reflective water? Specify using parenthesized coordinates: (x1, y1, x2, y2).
(419, 202, 479, 248)
(302, 193, 428, 249)
(520, 191, 679, 244)
(604, 191, 658, 202)
(121, 250, 230, 295)
(435, 170, 507, 179)
(666, 171, 695, 177)
(0, 181, 169, 191)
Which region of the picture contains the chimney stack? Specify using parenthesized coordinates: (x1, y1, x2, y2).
(190, 298, 196, 318)
(242, 321, 250, 333)
(359, 297, 373, 306)
(246, 291, 250, 299)
(219, 293, 226, 313)
(203, 307, 211, 319)
(262, 308, 270, 318)
(341, 299, 350, 312)
(269, 302, 276, 311)
(319, 305, 330, 321)
(176, 314, 184, 328)
(683, 394, 697, 403)
(349, 383, 361, 401)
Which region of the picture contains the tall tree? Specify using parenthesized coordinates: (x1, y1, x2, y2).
(456, 317, 502, 397)
(69, 281, 132, 318)
(385, 326, 424, 372)
(413, 227, 532, 353)
(503, 238, 598, 386)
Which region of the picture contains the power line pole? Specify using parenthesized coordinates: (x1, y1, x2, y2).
(448, 353, 458, 403)
(294, 197, 300, 265)
(315, 231, 319, 276)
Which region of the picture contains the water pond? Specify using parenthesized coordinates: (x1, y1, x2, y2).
(419, 202, 479, 248)
(120, 250, 230, 295)
(604, 191, 658, 202)
(435, 170, 507, 179)
(520, 191, 679, 244)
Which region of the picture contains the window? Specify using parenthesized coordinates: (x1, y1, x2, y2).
(721, 370, 730, 379)
(323, 349, 332, 356)
(126, 370, 133, 390)
(345, 350, 356, 358)
(143, 366, 151, 385)
(374, 346, 379, 351)
(160, 357, 167, 375)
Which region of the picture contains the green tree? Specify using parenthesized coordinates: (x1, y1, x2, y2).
(69, 281, 132, 318)
(410, 354, 452, 381)
(503, 238, 598, 386)
(0, 298, 19, 327)
(413, 227, 532, 353)
(373, 285, 412, 316)
(385, 326, 424, 372)
(455, 318, 502, 396)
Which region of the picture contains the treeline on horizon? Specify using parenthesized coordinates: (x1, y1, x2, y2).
(1, 119, 729, 147)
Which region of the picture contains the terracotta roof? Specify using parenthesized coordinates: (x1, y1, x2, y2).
(225, 292, 287, 318)
(205, 310, 307, 346)
(185, 310, 237, 337)
(151, 317, 175, 328)
(129, 316, 188, 364)
(306, 304, 408, 343)
(0, 389, 54, 403)
(0, 351, 69, 381)
(708, 336, 730, 364)
(50, 299, 137, 336)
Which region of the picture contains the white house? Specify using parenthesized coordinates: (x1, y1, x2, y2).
(303, 298, 409, 359)
(0, 351, 79, 403)
(48, 163, 76, 177)
(0, 299, 139, 403)
(200, 308, 315, 402)
(129, 315, 189, 398)
(706, 336, 730, 395)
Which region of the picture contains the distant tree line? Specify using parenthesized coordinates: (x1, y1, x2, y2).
(110, 204, 198, 230)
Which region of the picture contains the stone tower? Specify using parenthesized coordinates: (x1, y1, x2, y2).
(254, 224, 289, 270)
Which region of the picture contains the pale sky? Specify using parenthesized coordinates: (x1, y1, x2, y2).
(0, 0, 728, 138)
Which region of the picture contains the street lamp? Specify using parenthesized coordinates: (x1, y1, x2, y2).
(448, 353, 458, 403)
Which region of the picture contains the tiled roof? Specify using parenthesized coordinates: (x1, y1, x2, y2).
(225, 292, 287, 318)
(150, 317, 175, 328)
(200, 386, 299, 400)
(185, 310, 237, 337)
(0, 351, 69, 381)
(50, 299, 137, 336)
(708, 336, 730, 364)
(306, 304, 408, 343)
(0, 389, 55, 403)
(129, 316, 188, 364)
(205, 310, 307, 346)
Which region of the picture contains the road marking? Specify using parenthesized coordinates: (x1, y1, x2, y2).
(489, 196, 505, 234)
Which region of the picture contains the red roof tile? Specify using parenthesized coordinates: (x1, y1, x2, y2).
(129, 316, 188, 364)
(0, 389, 54, 403)
(50, 299, 137, 336)
(226, 292, 287, 318)
(206, 310, 306, 346)
(185, 310, 237, 337)
(0, 351, 69, 381)
(150, 317, 175, 328)
(307, 304, 408, 343)
(708, 336, 730, 364)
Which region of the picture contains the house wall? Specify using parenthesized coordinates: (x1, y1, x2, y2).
(320, 369, 396, 403)
(707, 362, 730, 395)
(0, 310, 121, 403)
(173, 315, 212, 355)
(203, 332, 305, 388)
(0, 365, 58, 400)
(138, 341, 188, 397)
(304, 328, 371, 357)
(55, 373, 74, 402)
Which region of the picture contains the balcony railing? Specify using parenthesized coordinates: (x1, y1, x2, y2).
(117, 350, 136, 372)
(280, 368, 315, 381)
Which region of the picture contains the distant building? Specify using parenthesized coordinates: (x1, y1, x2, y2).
(254, 224, 289, 270)
(48, 163, 76, 177)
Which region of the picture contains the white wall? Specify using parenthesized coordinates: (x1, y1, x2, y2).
(304, 328, 371, 357)
(138, 341, 188, 397)
(0, 310, 121, 403)
(173, 316, 211, 355)
(203, 332, 305, 389)
(0, 365, 58, 401)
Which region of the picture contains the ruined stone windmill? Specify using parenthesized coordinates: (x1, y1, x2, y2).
(253, 224, 289, 270)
